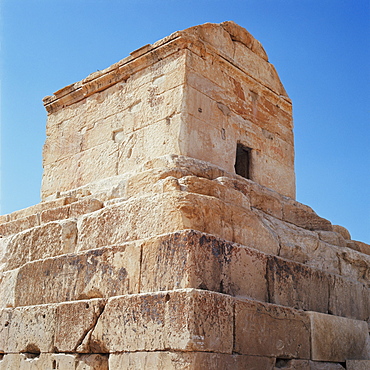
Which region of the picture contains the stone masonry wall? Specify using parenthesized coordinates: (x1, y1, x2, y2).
(0, 22, 369, 369)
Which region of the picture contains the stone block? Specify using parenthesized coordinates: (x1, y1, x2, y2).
(89, 289, 233, 353)
(309, 311, 370, 362)
(329, 274, 369, 321)
(347, 360, 370, 370)
(249, 183, 283, 219)
(40, 204, 70, 223)
(140, 230, 268, 301)
(0, 269, 18, 308)
(235, 299, 310, 358)
(14, 243, 140, 306)
(54, 299, 106, 352)
(0, 214, 39, 237)
(4, 304, 56, 353)
(282, 199, 332, 231)
(2, 219, 77, 271)
(0, 353, 108, 370)
(332, 224, 351, 240)
(77, 193, 185, 251)
(338, 247, 370, 287)
(109, 351, 275, 370)
(317, 230, 347, 248)
(267, 256, 330, 312)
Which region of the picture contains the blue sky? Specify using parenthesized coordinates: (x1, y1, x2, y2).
(1, 0, 369, 243)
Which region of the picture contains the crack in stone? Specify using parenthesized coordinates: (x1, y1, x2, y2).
(73, 300, 107, 353)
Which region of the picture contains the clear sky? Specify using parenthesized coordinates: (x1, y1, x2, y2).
(1, 0, 369, 243)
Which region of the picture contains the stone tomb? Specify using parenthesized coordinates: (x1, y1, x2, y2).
(0, 22, 369, 369)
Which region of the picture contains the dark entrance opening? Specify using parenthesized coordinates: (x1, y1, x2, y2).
(235, 143, 251, 179)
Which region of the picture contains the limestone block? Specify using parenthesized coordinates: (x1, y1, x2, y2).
(220, 21, 267, 59)
(43, 140, 119, 199)
(267, 256, 330, 313)
(140, 230, 268, 300)
(309, 311, 370, 362)
(251, 151, 296, 200)
(276, 360, 346, 370)
(329, 274, 369, 321)
(0, 353, 108, 370)
(116, 116, 182, 176)
(2, 220, 77, 271)
(235, 299, 310, 358)
(0, 214, 39, 237)
(179, 112, 237, 175)
(54, 299, 106, 352)
(109, 351, 275, 370)
(338, 247, 370, 287)
(4, 304, 56, 353)
(347, 360, 370, 370)
(0, 308, 12, 352)
(177, 175, 250, 210)
(351, 240, 370, 256)
(40, 204, 70, 224)
(14, 242, 140, 306)
(77, 193, 185, 251)
(3, 197, 78, 223)
(249, 183, 283, 219)
(0, 269, 18, 308)
(333, 224, 351, 240)
(89, 289, 233, 353)
(232, 40, 286, 96)
(282, 199, 332, 231)
(317, 230, 347, 248)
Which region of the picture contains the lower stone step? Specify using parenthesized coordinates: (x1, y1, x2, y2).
(0, 290, 368, 364)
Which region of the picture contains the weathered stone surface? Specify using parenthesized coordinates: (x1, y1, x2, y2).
(90, 289, 233, 353)
(267, 256, 330, 313)
(0, 353, 108, 370)
(338, 247, 370, 287)
(2, 304, 56, 353)
(1, 220, 77, 271)
(0, 214, 39, 237)
(282, 199, 332, 231)
(235, 299, 310, 358)
(309, 311, 370, 362)
(272, 359, 346, 370)
(347, 360, 370, 370)
(141, 230, 268, 300)
(0, 269, 18, 308)
(109, 351, 275, 370)
(54, 299, 106, 353)
(14, 242, 140, 306)
(333, 224, 351, 240)
(329, 274, 369, 321)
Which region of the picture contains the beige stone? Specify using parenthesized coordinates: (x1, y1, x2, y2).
(109, 351, 275, 370)
(2, 219, 77, 271)
(282, 198, 332, 231)
(267, 256, 330, 313)
(0, 214, 39, 237)
(333, 224, 351, 240)
(54, 299, 106, 353)
(0, 269, 18, 308)
(4, 304, 56, 353)
(13, 243, 140, 306)
(89, 289, 233, 353)
(309, 311, 370, 362)
(140, 230, 268, 300)
(235, 299, 310, 358)
(328, 274, 369, 321)
(347, 360, 370, 370)
(0, 353, 108, 370)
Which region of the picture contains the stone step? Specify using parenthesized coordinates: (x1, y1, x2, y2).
(2, 230, 368, 324)
(0, 290, 368, 363)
